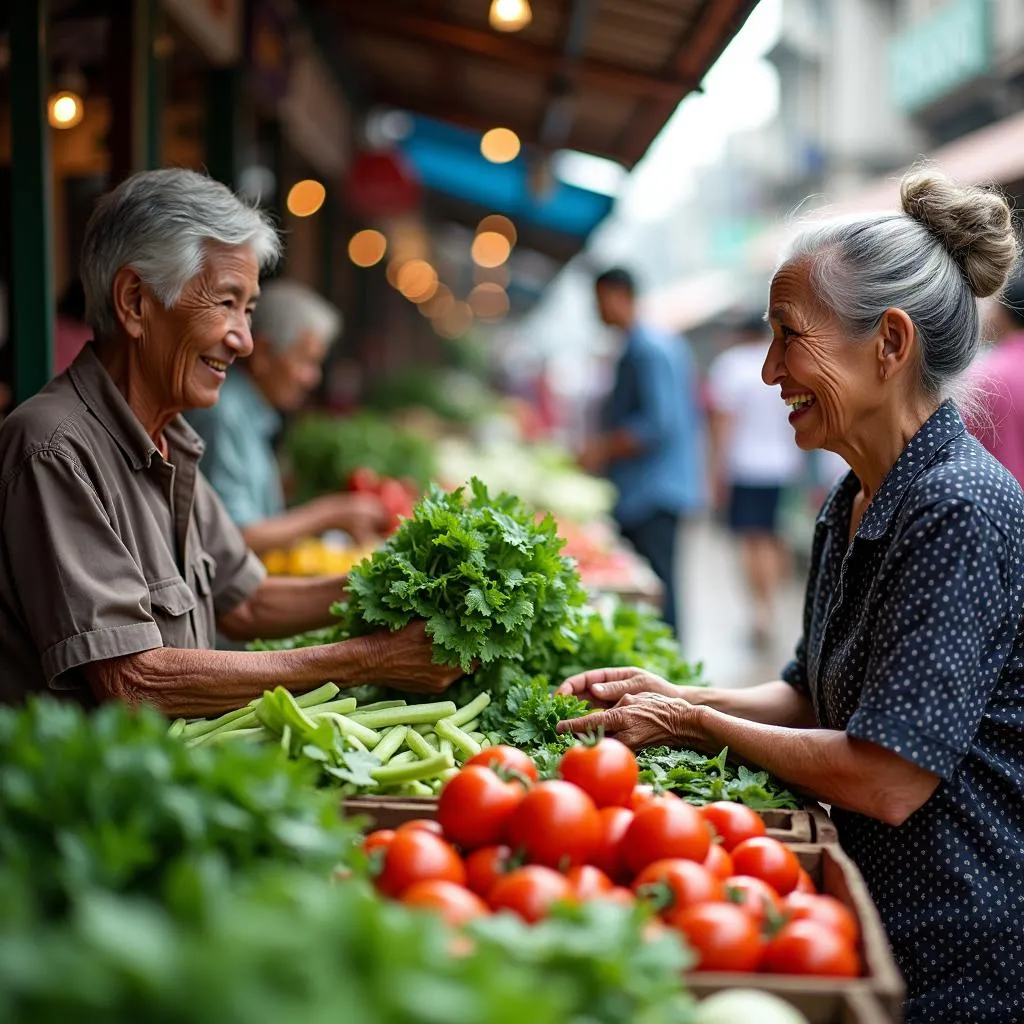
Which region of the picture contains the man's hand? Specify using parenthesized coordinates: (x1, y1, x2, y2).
(355, 621, 463, 694)
(556, 666, 682, 707)
(325, 492, 387, 544)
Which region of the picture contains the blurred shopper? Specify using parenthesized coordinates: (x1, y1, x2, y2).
(54, 278, 93, 374)
(580, 267, 705, 634)
(188, 279, 385, 555)
(971, 268, 1024, 486)
(707, 313, 804, 647)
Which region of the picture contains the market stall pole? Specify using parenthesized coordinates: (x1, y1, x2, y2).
(10, 0, 54, 405)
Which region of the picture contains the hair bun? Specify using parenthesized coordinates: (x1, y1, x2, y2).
(900, 169, 1019, 298)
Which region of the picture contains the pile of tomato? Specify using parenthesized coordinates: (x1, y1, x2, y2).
(362, 740, 862, 979)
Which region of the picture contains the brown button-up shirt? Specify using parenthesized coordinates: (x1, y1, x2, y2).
(0, 344, 266, 704)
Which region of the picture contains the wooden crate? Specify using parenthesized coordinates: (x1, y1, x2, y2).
(687, 844, 905, 1023)
(343, 796, 820, 844)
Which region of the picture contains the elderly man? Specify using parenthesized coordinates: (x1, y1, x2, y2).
(0, 169, 460, 713)
(188, 279, 384, 554)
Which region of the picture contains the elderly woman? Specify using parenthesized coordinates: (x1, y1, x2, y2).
(0, 169, 459, 712)
(559, 171, 1024, 1023)
(187, 278, 385, 554)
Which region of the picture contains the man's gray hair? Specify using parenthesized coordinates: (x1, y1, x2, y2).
(251, 279, 343, 353)
(81, 168, 281, 338)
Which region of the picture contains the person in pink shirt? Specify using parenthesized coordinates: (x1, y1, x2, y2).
(972, 271, 1024, 485)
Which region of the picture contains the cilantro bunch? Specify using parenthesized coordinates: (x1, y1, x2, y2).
(339, 479, 587, 673)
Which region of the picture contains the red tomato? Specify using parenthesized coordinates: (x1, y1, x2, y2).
(464, 845, 513, 899)
(375, 830, 466, 899)
(590, 806, 634, 883)
(395, 819, 444, 836)
(401, 880, 489, 926)
(488, 865, 574, 923)
(559, 738, 639, 808)
(783, 892, 860, 947)
(379, 478, 414, 530)
(505, 780, 601, 868)
(698, 802, 767, 852)
(730, 837, 801, 896)
(565, 864, 614, 899)
(347, 467, 380, 493)
(622, 799, 711, 875)
(762, 920, 861, 977)
(465, 745, 539, 783)
(794, 868, 817, 894)
(633, 859, 723, 915)
(362, 829, 396, 857)
(704, 844, 735, 881)
(724, 875, 782, 925)
(669, 902, 765, 972)
(437, 766, 527, 851)
(628, 784, 658, 810)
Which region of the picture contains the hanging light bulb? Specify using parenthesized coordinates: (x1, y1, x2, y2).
(489, 0, 532, 32)
(47, 67, 87, 130)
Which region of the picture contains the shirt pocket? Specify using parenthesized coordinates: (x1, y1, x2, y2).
(189, 550, 218, 650)
(147, 576, 198, 650)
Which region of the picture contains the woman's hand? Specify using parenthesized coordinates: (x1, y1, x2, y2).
(556, 692, 695, 749)
(556, 666, 682, 708)
(353, 621, 463, 694)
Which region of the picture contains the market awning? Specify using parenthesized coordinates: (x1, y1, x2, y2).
(308, 0, 759, 169)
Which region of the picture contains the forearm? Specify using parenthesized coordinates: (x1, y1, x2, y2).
(680, 681, 817, 728)
(240, 499, 337, 556)
(84, 639, 378, 718)
(218, 576, 347, 641)
(680, 705, 939, 826)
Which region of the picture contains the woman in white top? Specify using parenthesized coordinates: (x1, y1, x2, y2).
(707, 313, 806, 646)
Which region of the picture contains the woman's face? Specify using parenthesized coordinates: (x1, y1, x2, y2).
(762, 260, 881, 452)
(141, 241, 259, 411)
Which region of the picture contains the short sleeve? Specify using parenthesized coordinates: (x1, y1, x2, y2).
(192, 471, 267, 617)
(846, 499, 1013, 780)
(1, 449, 163, 684)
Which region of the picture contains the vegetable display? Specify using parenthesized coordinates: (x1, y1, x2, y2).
(364, 742, 863, 982)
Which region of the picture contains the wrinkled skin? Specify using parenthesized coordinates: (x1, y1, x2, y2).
(104, 240, 260, 443)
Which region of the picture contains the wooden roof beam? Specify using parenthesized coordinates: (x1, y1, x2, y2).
(332, 3, 692, 102)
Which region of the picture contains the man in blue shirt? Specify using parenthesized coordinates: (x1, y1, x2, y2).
(580, 268, 705, 634)
(188, 280, 384, 555)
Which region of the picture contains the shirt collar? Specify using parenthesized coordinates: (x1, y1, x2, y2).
(818, 400, 967, 541)
(68, 343, 207, 470)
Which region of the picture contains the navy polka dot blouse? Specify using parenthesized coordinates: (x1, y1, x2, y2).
(782, 402, 1024, 1024)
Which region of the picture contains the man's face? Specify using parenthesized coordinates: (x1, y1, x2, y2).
(251, 329, 329, 412)
(595, 284, 633, 329)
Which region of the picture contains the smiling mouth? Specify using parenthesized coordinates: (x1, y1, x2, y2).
(201, 356, 229, 373)
(784, 392, 816, 412)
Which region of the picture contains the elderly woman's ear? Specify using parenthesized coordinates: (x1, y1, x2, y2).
(876, 307, 917, 382)
(111, 266, 148, 341)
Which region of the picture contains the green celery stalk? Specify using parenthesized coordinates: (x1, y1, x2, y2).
(404, 728, 444, 763)
(318, 712, 380, 748)
(182, 703, 257, 739)
(372, 725, 409, 765)
(308, 698, 358, 717)
(438, 737, 453, 762)
(295, 682, 341, 708)
(168, 718, 187, 739)
(370, 751, 452, 786)
(349, 701, 457, 729)
(349, 699, 406, 717)
(435, 718, 482, 760)
(460, 718, 480, 734)
(411, 723, 433, 736)
(400, 781, 434, 797)
(467, 732, 485, 743)
(389, 750, 416, 766)
(194, 726, 270, 746)
(447, 691, 491, 728)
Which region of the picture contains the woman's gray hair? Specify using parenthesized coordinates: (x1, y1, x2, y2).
(784, 168, 1019, 404)
(81, 168, 281, 338)
(251, 279, 342, 353)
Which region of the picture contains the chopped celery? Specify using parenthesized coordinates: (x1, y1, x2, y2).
(404, 729, 438, 762)
(372, 725, 409, 765)
(318, 712, 380, 748)
(349, 701, 457, 729)
(447, 691, 491, 728)
(435, 717, 481, 759)
(370, 751, 452, 786)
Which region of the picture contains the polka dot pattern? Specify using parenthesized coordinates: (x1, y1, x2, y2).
(782, 402, 1024, 1024)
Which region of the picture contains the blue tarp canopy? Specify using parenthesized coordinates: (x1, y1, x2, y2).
(398, 116, 614, 243)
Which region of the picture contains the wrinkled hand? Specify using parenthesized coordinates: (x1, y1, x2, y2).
(331, 492, 387, 544)
(556, 692, 694, 750)
(556, 667, 682, 708)
(357, 621, 463, 694)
